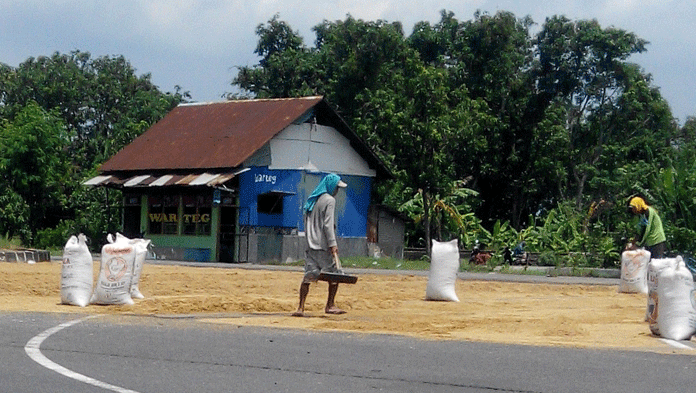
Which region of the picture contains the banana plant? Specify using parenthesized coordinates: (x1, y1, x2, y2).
(399, 180, 485, 246)
(479, 219, 518, 251)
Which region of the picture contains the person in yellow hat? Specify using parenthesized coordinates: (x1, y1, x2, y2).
(627, 196, 666, 258)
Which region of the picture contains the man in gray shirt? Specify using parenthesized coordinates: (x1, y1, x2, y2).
(293, 173, 347, 317)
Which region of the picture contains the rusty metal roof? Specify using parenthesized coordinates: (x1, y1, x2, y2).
(90, 96, 392, 189)
(99, 96, 324, 172)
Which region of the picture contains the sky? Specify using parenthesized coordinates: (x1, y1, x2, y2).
(1, 0, 694, 124)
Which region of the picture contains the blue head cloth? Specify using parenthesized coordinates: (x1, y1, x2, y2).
(304, 173, 342, 213)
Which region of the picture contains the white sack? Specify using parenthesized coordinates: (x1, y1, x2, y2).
(91, 238, 135, 305)
(60, 234, 93, 307)
(646, 257, 679, 325)
(618, 249, 650, 294)
(425, 239, 460, 302)
(130, 239, 151, 299)
(106, 233, 150, 299)
(654, 259, 696, 340)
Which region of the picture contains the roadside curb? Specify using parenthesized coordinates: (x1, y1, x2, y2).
(0, 248, 51, 263)
(143, 259, 621, 286)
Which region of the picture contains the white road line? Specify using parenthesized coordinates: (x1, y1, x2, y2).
(25, 315, 142, 393)
(659, 338, 695, 350)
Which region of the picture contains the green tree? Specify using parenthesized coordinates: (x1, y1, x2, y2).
(0, 102, 70, 243)
(312, 16, 410, 124)
(230, 12, 678, 259)
(408, 10, 461, 67)
(234, 15, 318, 98)
(678, 116, 696, 145)
(0, 188, 30, 242)
(535, 16, 658, 207)
(0, 51, 185, 248)
(407, 11, 568, 230)
(0, 51, 185, 170)
(455, 11, 542, 229)
(358, 58, 487, 252)
(234, 15, 413, 126)
(585, 64, 676, 206)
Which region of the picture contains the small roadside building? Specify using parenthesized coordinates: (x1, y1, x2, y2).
(85, 96, 402, 263)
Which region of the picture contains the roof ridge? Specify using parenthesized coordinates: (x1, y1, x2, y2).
(179, 96, 323, 107)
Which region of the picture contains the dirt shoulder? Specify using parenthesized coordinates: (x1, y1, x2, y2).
(0, 261, 678, 353)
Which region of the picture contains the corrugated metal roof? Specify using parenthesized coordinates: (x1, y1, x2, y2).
(83, 172, 239, 188)
(99, 96, 324, 172)
(93, 96, 392, 185)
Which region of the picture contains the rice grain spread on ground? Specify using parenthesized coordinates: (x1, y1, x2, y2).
(0, 261, 676, 352)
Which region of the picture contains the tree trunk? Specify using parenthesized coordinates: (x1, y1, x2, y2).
(512, 186, 521, 230)
(423, 190, 432, 259)
(574, 171, 586, 210)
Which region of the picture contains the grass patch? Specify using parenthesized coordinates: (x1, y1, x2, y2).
(494, 265, 550, 276)
(284, 256, 431, 270)
(458, 260, 493, 273)
(286, 255, 616, 278)
(341, 256, 431, 270)
(0, 235, 22, 250)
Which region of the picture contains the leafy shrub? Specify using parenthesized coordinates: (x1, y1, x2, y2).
(34, 220, 76, 251)
(538, 251, 560, 266)
(666, 226, 696, 255)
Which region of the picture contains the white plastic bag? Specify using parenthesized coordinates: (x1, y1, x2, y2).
(654, 259, 696, 340)
(425, 239, 460, 302)
(91, 237, 135, 305)
(60, 234, 93, 307)
(618, 249, 650, 294)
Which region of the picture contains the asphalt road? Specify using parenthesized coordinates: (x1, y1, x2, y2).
(3, 311, 696, 393)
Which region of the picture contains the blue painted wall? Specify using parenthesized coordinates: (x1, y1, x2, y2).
(238, 167, 303, 229)
(238, 167, 372, 238)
